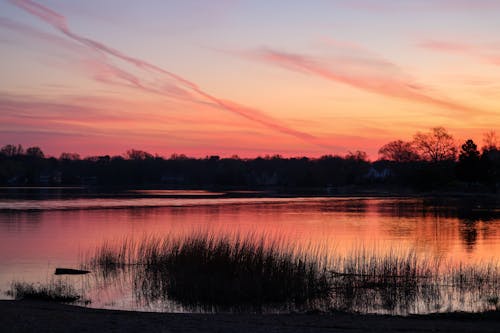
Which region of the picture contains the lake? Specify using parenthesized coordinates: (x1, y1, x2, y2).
(1, 188, 499, 314)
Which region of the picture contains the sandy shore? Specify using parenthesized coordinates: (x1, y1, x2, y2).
(1, 300, 499, 333)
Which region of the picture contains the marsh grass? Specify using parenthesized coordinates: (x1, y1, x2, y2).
(446, 262, 500, 290)
(86, 233, 330, 310)
(326, 249, 440, 312)
(8, 280, 81, 303)
(86, 233, 500, 313)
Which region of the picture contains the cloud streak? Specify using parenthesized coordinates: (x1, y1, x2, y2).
(8, 0, 322, 146)
(341, 0, 500, 11)
(419, 40, 500, 66)
(247, 47, 483, 115)
(0, 16, 86, 53)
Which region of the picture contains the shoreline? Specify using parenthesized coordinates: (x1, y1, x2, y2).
(1, 301, 499, 333)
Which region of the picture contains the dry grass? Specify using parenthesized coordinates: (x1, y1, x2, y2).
(87, 233, 330, 310)
(8, 280, 81, 303)
(85, 233, 500, 313)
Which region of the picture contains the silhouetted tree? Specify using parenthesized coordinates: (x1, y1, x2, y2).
(345, 150, 368, 161)
(378, 140, 419, 162)
(479, 132, 499, 191)
(26, 146, 44, 158)
(413, 127, 457, 162)
(482, 130, 498, 152)
(0, 138, 497, 192)
(59, 152, 81, 160)
(170, 153, 189, 160)
(456, 139, 480, 182)
(459, 140, 480, 161)
(1, 144, 24, 157)
(126, 149, 153, 160)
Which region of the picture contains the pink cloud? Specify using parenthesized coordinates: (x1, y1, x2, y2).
(0, 16, 86, 53)
(419, 39, 500, 67)
(82, 59, 196, 102)
(8, 0, 324, 147)
(418, 40, 473, 53)
(249, 48, 481, 115)
(0, 93, 252, 128)
(341, 0, 500, 11)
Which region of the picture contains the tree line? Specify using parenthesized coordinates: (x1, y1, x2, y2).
(0, 128, 498, 192)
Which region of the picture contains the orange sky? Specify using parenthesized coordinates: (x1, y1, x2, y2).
(1, 0, 499, 158)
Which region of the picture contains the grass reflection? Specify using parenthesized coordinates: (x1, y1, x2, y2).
(85, 233, 500, 314)
(87, 234, 330, 311)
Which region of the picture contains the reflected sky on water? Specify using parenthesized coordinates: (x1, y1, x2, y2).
(0, 191, 498, 313)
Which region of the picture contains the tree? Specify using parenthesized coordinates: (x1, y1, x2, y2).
(126, 149, 153, 160)
(26, 146, 44, 158)
(378, 140, 419, 162)
(59, 152, 81, 160)
(0, 144, 24, 157)
(456, 139, 480, 182)
(170, 153, 188, 160)
(345, 150, 368, 161)
(480, 131, 500, 188)
(459, 140, 480, 162)
(482, 130, 498, 152)
(413, 127, 457, 162)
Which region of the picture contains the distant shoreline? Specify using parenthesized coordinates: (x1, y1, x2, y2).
(0, 184, 498, 197)
(1, 300, 499, 333)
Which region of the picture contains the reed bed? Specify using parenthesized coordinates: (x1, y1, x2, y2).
(446, 262, 500, 290)
(8, 280, 81, 303)
(85, 233, 500, 313)
(326, 249, 440, 312)
(86, 233, 330, 309)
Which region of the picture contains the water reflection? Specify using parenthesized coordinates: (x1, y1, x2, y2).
(81, 236, 499, 315)
(0, 195, 499, 314)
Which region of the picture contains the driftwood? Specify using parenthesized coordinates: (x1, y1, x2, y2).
(54, 268, 91, 275)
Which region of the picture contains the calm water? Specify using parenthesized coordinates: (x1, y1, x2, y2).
(0, 188, 499, 313)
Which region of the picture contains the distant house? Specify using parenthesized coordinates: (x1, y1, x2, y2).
(81, 176, 98, 186)
(39, 173, 51, 185)
(252, 172, 278, 186)
(160, 175, 185, 184)
(39, 171, 62, 185)
(53, 171, 62, 184)
(364, 167, 392, 180)
(7, 176, 26, 185)
(325, 185, 338, 195)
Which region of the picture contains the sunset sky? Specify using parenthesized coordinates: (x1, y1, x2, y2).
(1, 0, 499, 158)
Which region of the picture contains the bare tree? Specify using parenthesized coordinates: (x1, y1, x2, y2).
(378, 140, 419, 162)
(482, 130, 498, 152)
(345, 150, 368, 161)
(0, 144, 24, 157)
(413, 127, 457, 162)
(126, 149, 153, 160)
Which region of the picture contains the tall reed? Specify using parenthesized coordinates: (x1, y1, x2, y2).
(86, 233, 500, 313)
(87, 233, 330, 310)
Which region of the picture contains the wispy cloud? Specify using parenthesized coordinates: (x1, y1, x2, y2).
(246, 47, 482, 115)
(0, 16, 86, 53)
(419, 40, 500, 66)
(7, 0, 324, 147)
(341, 0, 500, 11)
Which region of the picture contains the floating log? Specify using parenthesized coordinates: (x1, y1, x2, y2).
(54, 268, 91, 275)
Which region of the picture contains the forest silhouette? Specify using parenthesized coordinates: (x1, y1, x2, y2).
(0, 128, 498, 192)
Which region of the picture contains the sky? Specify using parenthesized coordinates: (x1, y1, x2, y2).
(0, 0, 499, 158)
